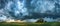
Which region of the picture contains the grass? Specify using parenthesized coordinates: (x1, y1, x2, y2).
(0, 22, 60, 26)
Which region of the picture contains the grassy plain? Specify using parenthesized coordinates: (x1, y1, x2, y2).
(0, 22, 60, 26)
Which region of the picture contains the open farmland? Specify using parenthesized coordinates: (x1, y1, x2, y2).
(0, 22, 60, 26)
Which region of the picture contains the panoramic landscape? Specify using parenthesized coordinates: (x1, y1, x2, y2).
(0, 0, 60, 26)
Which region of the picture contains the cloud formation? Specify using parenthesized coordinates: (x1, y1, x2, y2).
(0, 0, 60, 22)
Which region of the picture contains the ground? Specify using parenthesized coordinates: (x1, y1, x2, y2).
(0, 22, 60, 26)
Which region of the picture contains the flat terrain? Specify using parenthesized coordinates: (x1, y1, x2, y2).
(0, 22, 60, 26)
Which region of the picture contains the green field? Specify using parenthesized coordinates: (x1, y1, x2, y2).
(0, 22, 60, 26)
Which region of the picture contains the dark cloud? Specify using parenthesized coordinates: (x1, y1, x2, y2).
(0, 0, 60, 20)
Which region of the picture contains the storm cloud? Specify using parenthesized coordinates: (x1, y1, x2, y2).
(0, 0, 60, 21)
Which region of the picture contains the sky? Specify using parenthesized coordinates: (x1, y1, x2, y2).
(0, 0, 60, 22)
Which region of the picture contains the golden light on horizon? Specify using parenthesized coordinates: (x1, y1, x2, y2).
(6, 19, 25, 22)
